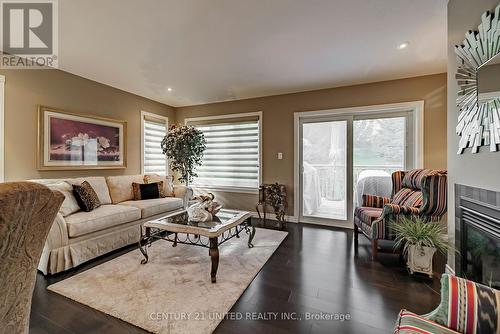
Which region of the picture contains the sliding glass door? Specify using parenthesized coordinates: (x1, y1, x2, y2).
(300, 117, 352, 225)
(299, 112, 413, 227)
(353, 115, 412, 208)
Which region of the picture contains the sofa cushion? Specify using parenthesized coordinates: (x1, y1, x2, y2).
(120, 197, 183, 218)
(106, 175, 145, 204)
(68, 177, 112, 205)
(65, 204, 141, 237)
(46, 181, 80, 216)
(394, 310, 459, 334)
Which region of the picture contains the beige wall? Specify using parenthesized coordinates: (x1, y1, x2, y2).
(447, 0, 500, 271)
(177, 73, 447, 215)
(0, 69, 174, 181)
(0, 68, 447, 217)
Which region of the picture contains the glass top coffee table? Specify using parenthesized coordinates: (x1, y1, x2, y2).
(138, 209, 255, 283)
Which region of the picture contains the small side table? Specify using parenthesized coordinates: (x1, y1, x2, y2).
(256, 183, 287, 230)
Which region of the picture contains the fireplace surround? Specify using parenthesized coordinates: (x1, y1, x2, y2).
(455, 184, 500, 288)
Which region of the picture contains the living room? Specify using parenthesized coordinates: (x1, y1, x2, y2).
(0, 1, 499, 334)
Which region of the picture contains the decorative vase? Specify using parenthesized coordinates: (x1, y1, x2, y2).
(187, 202, 213, 222)
(407, 245, 436, 278)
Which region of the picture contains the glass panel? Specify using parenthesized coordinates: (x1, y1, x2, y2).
(464, 225, 500, 288)
(353, 117, 406, 206)
(302, 120, 347, 220)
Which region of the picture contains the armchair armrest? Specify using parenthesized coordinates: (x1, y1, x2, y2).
(371, 204, 421, 240)
(362, 194, 391, 208)
(173, 185, 193, 208)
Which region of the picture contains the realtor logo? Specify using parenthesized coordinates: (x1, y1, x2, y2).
(0, 0, 58, 69)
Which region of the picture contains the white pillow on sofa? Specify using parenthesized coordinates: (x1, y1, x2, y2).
(47, 182, 80, 217)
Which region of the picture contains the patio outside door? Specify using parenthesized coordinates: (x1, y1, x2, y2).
(300, 117, 353, 226)
(298, 111, 412, 228)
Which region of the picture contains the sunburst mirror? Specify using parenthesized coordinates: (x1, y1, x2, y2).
(455, 4, 500, 154)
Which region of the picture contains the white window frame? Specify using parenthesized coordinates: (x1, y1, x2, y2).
(140, 110, 168, 175)
(293, 101, 424, 226)
(184, 111, 262, 194)
(0, 75, 4, 182)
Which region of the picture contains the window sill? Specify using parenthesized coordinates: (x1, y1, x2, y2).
(191, 185, 259, 195)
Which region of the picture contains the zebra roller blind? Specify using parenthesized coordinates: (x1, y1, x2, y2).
(191, 117, 260, 189)
(143, 114, 167, 175)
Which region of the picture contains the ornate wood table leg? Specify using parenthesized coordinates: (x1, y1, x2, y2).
(209, 237, 219, 283)
(247, 220, 256, 248)
(139, 226, 150, 264)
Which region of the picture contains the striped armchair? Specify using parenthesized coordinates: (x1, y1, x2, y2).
(354, 169, 447, 260)
(394, 274, 499, 333)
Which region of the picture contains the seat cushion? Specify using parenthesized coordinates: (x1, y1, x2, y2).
(120, 197, 183, 218)
(394, 310, 460, 334)
(65, 204, 141, 237)
(354, 206, 382, 226)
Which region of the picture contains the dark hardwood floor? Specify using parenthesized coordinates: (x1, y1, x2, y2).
(30, 221, 441, 334)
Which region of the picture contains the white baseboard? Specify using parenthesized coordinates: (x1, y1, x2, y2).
(445, 264, 456, 276)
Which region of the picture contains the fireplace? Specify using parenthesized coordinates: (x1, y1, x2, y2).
(455, 184, 500, 288)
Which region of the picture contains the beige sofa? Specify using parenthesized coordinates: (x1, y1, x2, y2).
(32, 174, 192, 275)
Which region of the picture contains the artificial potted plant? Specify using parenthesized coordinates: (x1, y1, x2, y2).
(393, 217, 454, 278)
(161, 124, 206, 185)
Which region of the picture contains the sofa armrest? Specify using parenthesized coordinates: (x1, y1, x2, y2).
(362, 194, 391, 208)
(45, 213, 69, 250)
(173, 185, 193, 208)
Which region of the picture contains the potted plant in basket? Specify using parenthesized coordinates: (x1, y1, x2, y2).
(161, 124, 206, 185)
(393, 217, 455, 278)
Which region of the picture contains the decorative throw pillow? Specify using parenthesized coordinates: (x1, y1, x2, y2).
(132, 181, 165, 200)
(73, 181, 101, 212)
(47, 181, 80, 216)
(401, 169, 432, 190)
(144, 174, 174, 197)
(392, 188, 423, 207)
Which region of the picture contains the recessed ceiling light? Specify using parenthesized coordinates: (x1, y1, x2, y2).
(398, 41, 410, 50)
(167, 87, 173, 92)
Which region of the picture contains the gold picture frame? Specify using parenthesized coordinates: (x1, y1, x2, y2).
(37, 105, 127, 170)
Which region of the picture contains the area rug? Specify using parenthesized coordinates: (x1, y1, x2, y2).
(48, 228, 287, 334)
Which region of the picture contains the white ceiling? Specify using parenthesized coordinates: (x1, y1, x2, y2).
(59, 0, 447, 107)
